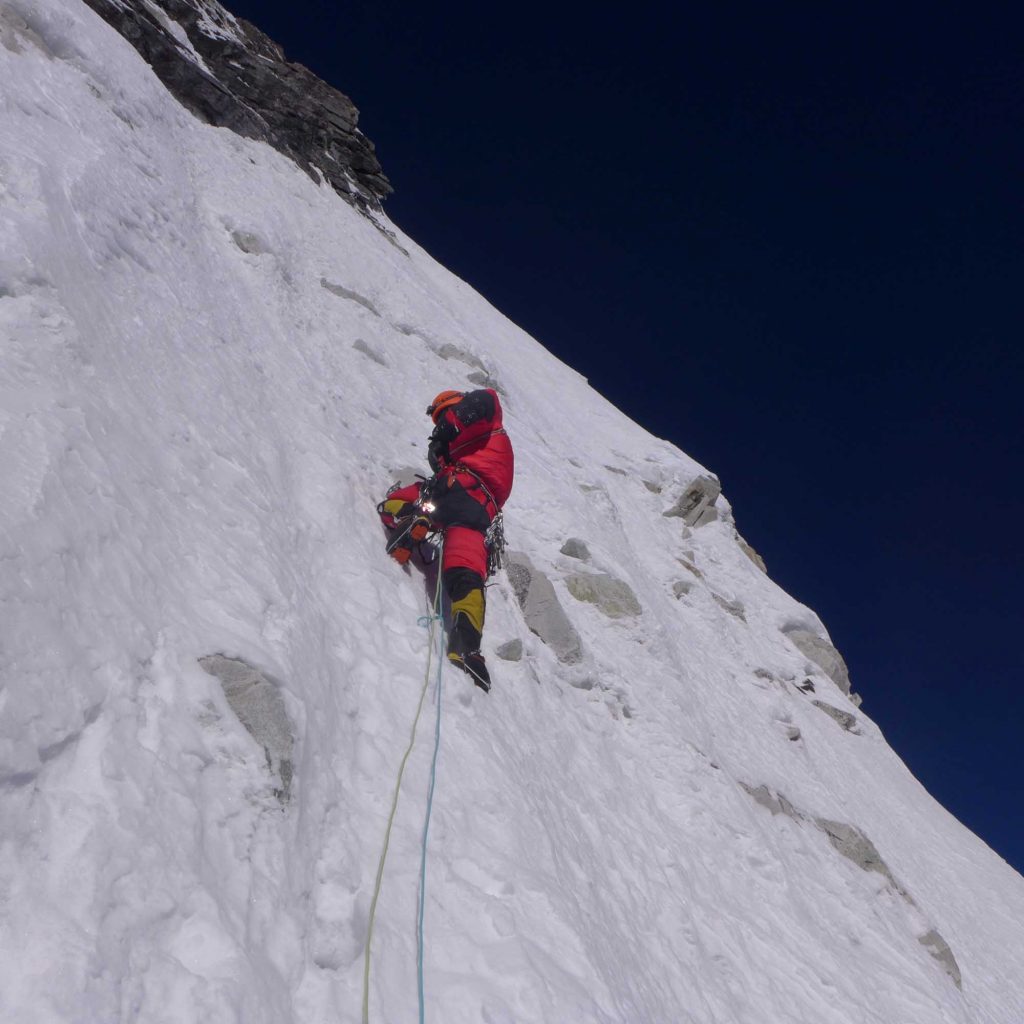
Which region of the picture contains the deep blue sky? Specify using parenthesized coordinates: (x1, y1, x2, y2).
(229, 2, 1023, 872)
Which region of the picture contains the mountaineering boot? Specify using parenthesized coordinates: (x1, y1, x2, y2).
(448, 593, 484, 654)
(385, 513, 432, 564)
(408, 515, 431, 542)
(386, 527, 414, 564)
(449, 649, 491, 692)
(446, 575, 489, 691)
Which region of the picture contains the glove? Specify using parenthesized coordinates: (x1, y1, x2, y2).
(428, 419, 457, 473)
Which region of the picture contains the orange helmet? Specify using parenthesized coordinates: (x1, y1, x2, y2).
(426, 390, 463, 423)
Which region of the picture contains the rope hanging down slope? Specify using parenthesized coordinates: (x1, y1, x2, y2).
(361, 539, 446, 1024)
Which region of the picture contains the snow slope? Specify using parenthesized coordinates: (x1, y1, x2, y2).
(1, 1, 1022, 1021)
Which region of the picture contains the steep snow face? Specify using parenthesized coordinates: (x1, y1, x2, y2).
(1, 2, 1022, 1022)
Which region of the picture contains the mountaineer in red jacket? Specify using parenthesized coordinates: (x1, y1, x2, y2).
(377, 388, 514, 692)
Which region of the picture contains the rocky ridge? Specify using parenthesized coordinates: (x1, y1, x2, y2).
(81, 0, 391, 210)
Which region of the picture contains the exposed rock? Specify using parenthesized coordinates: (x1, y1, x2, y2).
(736, 533, 767, 572)
(495, 639, 523, 662)
(782, 626, 852, 695)
(320, 277, 381, 316)
(742, 784, 960, 987)
(352, 338, 386, 366)
(435, 342, 486, 371)
(81, 0, 391, 210)
(739, 783, 800, 820)
(676, 557, 705, 580)
(566, 573, 642, 619)
(199, 654, 294, 800)
(559, 538, 591, 561)
(918, 929, 963, 989)
(662, 474, 721, 527)
(815, 819, 897, 885)
(505, 552, 582, 664)
(465, 369, 503, 393)
(743, 786, 895, 885)
(392, 322, 423, 338)
(712, 593, 746, 622)
(671, 580, 692, 598)
(743, 789, 890, 882)
(812, 700, 859, 733)
(230, 229, 267, 255)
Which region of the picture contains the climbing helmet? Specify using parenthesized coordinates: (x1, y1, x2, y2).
(426, 390, 464, 423)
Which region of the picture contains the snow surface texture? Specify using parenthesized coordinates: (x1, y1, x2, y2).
(2, 1, 1023, 1021)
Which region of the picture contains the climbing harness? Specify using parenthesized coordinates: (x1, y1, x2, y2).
(361, 537, 446, 1024)
(449, 463, 508, 577)
(450, 462, 499, 515)
(379, 479, 441, 564)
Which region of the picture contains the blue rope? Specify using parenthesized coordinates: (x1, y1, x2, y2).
(416, 603, 445, 1023)
(361, 540, 445, 1024)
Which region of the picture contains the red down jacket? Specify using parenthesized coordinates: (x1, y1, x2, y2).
(429, 388, 514, 511)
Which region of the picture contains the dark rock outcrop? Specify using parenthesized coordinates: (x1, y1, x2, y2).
(81, 0, 391, 210)
(662, 474, 721, 527)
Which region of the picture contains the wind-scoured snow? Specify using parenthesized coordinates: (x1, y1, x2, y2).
(1, 1, 1023, 1021)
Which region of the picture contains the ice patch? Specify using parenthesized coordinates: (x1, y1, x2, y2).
(199, 655, 294, 801)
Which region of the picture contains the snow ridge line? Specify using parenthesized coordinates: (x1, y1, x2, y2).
(361, 544, 446, 1024)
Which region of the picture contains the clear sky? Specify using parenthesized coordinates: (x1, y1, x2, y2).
(227, 1, 1023, 873)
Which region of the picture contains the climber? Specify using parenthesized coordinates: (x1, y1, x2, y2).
(377, 388, 514, 692)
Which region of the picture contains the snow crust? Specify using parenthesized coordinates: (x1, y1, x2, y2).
(2, 1, 1023, 1021)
